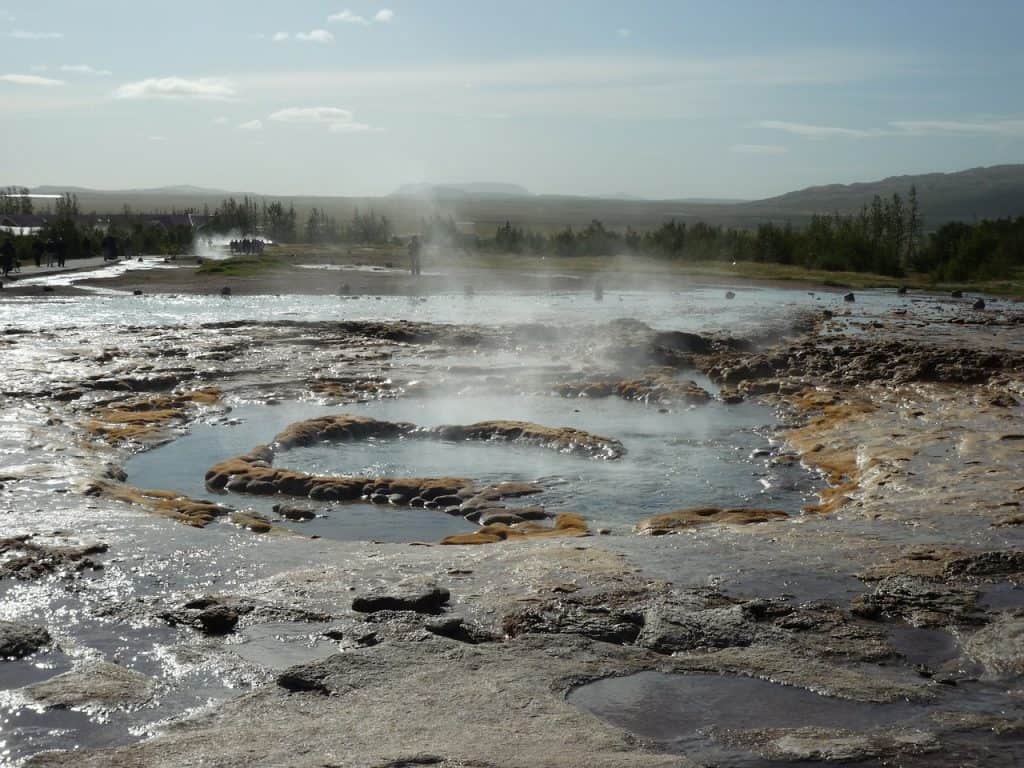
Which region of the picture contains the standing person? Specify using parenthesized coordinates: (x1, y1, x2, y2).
(1, 238, 14, 278)
(32, 237, 44, 267)
(408, 235, 422, 276)
(56, 238, 67, 268)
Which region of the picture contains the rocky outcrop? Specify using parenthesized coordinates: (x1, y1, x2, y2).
(851, 576, 981, 627)
(962, 613, 1024, 679)
(85, 482, 232, 528)
(0, 620, 51, 658)
(272, 414, 413, 449)
(554, 369, 712, 406)
(703, 338, 1021, 388)
(85, 389, 221, 444)
(0, 535, 107, 580)
(440, 512, 589, 545)
(635, 506, 788, 534)
(423, 421, 625, 459)
(160, 595, 331, 635)
(25, 661, 155, 710)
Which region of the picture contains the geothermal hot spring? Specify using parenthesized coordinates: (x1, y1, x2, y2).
(1, 279, 1020, 766)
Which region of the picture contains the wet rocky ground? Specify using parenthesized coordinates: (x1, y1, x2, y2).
(1, 287, 1022, 766)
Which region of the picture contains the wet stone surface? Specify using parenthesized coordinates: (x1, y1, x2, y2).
(0, 290, 1022, 766)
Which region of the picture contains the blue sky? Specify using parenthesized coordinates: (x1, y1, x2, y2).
(2, 1, 1022, 198)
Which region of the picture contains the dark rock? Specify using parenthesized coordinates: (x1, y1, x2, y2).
(0, 620, 51, 659)
(196, 605, 240, 635)
(0, 536, 106, 581)
(352, 584, 450, 615)
(725, 291, 736, 300)
(502, 589, 647, 645)
(897, 285, 908, 295)
(273, 504, 316, 521)
(951, 290, 963, 298)
(973, 298, 986, 310)
(851, 576, 980, 627)
(220, 286, 232, 297)
(843, 292, 856, 302)
(432, 494, 463, 507)
(424, 616, 494, 644)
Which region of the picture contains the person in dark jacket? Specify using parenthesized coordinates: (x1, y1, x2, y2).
(1, 238, 15, 277)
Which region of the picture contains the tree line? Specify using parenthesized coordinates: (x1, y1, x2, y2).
(477, 186, 1023, 282)
(203, 197, 392, 245)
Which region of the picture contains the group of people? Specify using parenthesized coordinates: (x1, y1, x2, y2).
(1, 237, 69, 276)
(0, 233, 124, 278)
(228, 238, 266, 255)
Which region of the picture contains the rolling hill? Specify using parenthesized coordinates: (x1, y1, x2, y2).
(14, 165, 1024, 233)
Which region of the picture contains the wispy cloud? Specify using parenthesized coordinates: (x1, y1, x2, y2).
(617, 28, 631, 38)
(212, 116, 230, 125)
(269, 106, 354, 123)
(758, 120, 878, 139)
(60, 64, 112, 76)
(760, 117, 1024, 140)
(329, 9, 369, 25)
(0, 9, 15, 22)
(329, 9, 395, 25)
(731, 143, 788, 155)
(0, 73, 65, 87)
(11, 29, 63, 40)
(295, 29, 334, 44)
(238, 119, 263, 131)
(269, 106, 374, 133)
(148, 135, 167, 142)
(113, 77, 236, 100)
(272, 31, 289, 42)
(889, 119, 1024, 138)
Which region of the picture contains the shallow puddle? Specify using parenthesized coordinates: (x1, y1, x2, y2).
(568, 671, 924, 760)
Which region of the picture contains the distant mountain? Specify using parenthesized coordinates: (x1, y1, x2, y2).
(391, 182, 532, 199)
(745, 164, 1024, 224)
(32, 184, 231, 196)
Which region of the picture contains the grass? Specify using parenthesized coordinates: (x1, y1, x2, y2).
(196, 254, 285, 277)
(198, 244, 1024, 297)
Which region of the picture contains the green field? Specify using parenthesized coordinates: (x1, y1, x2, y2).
(201, 244, 1024, 297)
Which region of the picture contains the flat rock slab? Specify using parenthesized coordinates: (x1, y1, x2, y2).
(25, 660, 154, 710)
(28, 636, 692, 768)
(0, 620, 51, 659)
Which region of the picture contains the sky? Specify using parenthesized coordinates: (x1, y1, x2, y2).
(1, 1, 1023, 199)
